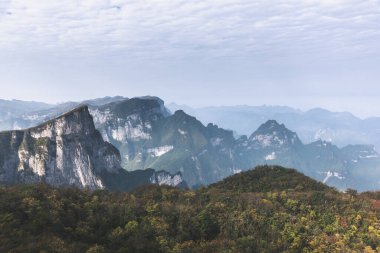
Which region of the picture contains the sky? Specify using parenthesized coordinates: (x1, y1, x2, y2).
(0, 0, 379, 118)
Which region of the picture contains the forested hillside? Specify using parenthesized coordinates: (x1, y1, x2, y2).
(1, 166, 380, 253)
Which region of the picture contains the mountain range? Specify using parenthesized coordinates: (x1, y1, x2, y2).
(1, 97, 380, 191)
(168, 103, 380, 151)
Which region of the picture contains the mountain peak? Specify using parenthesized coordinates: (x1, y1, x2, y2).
(81, 96, 127, 107)
(173, 109, 187, 116)
(261, 120, 283, 129)
(28, 105, 96, 137)
(172, 110, 199, 122)
(99, 97, 170, 118)
(249, 120, 302, 147)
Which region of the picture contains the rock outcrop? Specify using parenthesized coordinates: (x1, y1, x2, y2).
(0, 106, 122, 189)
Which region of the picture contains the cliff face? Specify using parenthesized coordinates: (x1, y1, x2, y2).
(0, 106, 122, 189)
(90, 98, 238, 187)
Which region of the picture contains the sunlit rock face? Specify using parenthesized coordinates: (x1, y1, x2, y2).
(0, 106, 122, 189)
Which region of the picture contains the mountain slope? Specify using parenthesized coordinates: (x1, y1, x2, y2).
(86, 98, 380, 190)
(1, 166, 380, 252)
(91, 98, 238, 187)
(210, 165, 329, 192)
(168, 103, 380, 151)
(2, 97, 380, 191)
(0, 105, 185, 190)
(0, 106, 120, 189)
(91, 98, 380, 190)
(240, 120, 380, 191)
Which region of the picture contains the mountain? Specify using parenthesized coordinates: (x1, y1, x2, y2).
(81, 96, 127, 106)
(2, 97, 380, 191)
(0, 105, 185, 190)
(234, 120, 304, 172)
(90, 98, 380, 190)
(168, 103, 380, 151)
(0, 99, 54, 130)
(90, 98, 237, 187)
(238, 120, 380, 191)
(210, 165, 329, 192)
(0, 99, 53, 115)
(2, 165, 380, 252)
(0, 106, 120, 189)
(248, 120, 302, 148)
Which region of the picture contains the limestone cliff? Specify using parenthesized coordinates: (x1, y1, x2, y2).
(0, 106, 186, 190)
(0, 106, 121, 189)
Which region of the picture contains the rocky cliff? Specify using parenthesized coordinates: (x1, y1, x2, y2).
(90, 98, 238, 187)
(0, 106, 122, 189)
(2, 97, 380, 191)
(0, 106, 185, 190)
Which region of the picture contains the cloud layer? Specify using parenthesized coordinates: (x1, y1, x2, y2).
(1, 0, 379, 61)
(0, 0, 380, 117)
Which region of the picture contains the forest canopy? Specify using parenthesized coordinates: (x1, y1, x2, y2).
(1, 166, 380, 253)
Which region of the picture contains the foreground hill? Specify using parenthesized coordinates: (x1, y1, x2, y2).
(210, 165, 329, 192)
(1, 166, 380, 253)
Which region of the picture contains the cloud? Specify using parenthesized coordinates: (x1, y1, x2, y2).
(0, 0, 380, 119)
(0, 0, 379, 62)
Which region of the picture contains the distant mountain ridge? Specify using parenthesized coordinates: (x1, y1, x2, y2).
(0, 96, 128, 131)
(239, 120, 380, 191)
(88, 98, 380, 191)
(2, 97, 380, 191)
(168, 103, 380, 151)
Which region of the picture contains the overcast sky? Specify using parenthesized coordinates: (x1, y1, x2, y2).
(0, 0, 379, 117)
